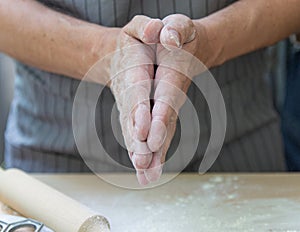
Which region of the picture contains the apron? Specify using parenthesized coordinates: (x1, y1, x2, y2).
(5, 0, 286, 172)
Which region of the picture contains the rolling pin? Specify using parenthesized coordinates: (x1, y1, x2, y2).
(0, 168, 110, 232)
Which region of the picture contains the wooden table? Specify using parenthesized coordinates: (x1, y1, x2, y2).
(1, 173, 300, 231)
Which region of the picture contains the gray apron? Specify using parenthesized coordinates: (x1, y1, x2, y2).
(5, 0, 286, 172)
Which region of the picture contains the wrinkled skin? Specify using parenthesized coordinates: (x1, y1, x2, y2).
(110, 14, 208, 185)
(110, 16, 163, 185)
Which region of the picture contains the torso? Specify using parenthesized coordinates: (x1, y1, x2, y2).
(4, 0, 286, 172)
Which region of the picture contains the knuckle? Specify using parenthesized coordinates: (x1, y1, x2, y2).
(131, 15, 148, 24)
(131, 15, 141, 22)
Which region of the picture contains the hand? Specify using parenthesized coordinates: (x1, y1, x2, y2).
(110, 16, 163, 185)
(145, 14, 210, 181)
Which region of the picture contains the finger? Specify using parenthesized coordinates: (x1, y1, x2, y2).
(124, 15, 163, 44)
(127, 123, 153, 171)
(132, 153, 153, 170)
(131, 140, 152, 169)
(113, 21, 156, 144)
(116, 74, 152, 157)
(118, 68, 152, 143)
(147, 67, 189, 152)
(134, 103, 151, 141)
(136, 170, 149, 186)
(147, 103, 169, 152)
(160, 14, 196, 48)
(129, 79, 151, 142)
(144, 116, 177, 182)
(144, 150, 163, 183)
(129, 145, 152, 177)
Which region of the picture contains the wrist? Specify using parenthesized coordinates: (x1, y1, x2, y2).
(80, 25, 120, 85)
(193, 18, 226, 69)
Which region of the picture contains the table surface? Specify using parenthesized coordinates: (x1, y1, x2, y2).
(2, 173, 300, 232)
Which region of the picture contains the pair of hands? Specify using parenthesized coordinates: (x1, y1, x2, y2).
(110, 14, 205, 185)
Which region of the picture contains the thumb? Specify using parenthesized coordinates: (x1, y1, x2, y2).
(160, 14, 196, 49)
(124, 15, 164, 44)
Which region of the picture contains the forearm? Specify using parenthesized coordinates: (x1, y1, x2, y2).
(0, 0, 120, 84)
(195, 0, 300, 67)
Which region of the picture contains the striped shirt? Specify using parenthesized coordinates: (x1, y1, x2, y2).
(4, 0, 286, 172)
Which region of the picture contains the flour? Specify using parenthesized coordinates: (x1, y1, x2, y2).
(61, 175, 300, 232)
(0, 203, 19, 216)
(103, 176, 300, 232)
(79, 215, 110, 232)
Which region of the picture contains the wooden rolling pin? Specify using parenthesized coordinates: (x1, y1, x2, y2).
(0, 168, 110, 232)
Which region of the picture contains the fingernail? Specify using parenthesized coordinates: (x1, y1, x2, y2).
(168, 29, 181, 48)
(186, 29, 196, 43)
